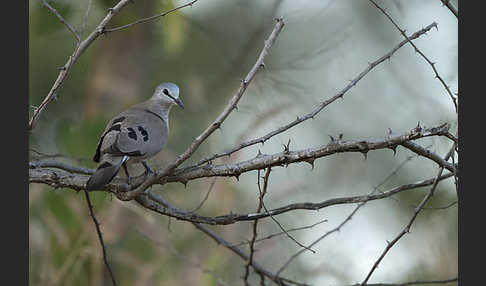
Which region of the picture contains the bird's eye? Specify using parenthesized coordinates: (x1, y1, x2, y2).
(163, 89, 169, 96)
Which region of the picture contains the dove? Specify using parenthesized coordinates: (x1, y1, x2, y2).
(85, 82, 184, 191)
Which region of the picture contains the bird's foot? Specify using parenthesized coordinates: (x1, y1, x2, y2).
(126, 176, 132, 186)
(142, 161, 155, 177)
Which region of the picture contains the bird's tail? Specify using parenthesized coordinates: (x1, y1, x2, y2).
(86, 155, 128, 191)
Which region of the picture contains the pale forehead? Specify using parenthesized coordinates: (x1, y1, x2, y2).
(157, 82, 179, 94)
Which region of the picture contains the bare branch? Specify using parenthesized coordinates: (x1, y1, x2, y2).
(41, 0, 81, 43)
(29, 0, 136, 131)
(361, 143, 456, 284)
(104, 0, 199, 33)
(136, 229, 229, 286)
(29, 159, 93, 175)
(189, 22, 440, 168)
(439, 0, 458, 18)
(368, 0, 458, 112)
(83, 191, 117, 286)
(29, 123, 451, 196)
(131, 172, 453, 226)
(193, 223, 309, 286)
(244, 168, 271, 286)
(118, 17, 286, 201)
(276, 153, 420, 276)
(400, 141, 455, 172)
(188, 177, 217, 213)
(255, 169, 315, 254)
(348, 276, 458, 286)
(276, 196, 366, 277)
(232, 219, 328, 247)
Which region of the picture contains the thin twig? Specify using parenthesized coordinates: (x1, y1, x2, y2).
(244, 168, 271, 286)
(361, 144, 456, 284)
(276, 197, 365, 277)
(29, 0, 134, 131)
(188, 22, 440, 169)
(439, 0, 458, 18)
(193, 223, 309, 286)
(368, 0, 458, 113)
(104, 0, 199, 33)
(257, 174, 316, 254)
(118, 17, 286, 201)
(401, 141, 455, 172)
(232, 219, 328, 247)
(136, 229, 229, 286)
(188, 178, 217, 213)
(41, 0, 81, 43)
(80, 0, 93, 34)
(83, 191, 117, 286)
(132, 172, 453, 226)
(275, 154, 422, 276)
(348, 276, 458, 286)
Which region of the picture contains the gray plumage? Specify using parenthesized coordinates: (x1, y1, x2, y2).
(86, 82, 183, 191)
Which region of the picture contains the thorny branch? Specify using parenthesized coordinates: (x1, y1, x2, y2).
(244, 168, 272, 286)
(118, 17, 286, 201)
(189, 22, 439, 169)
(29, 0, 133, 131)
(104, 0, 199, 33)
(29, 123, 452, 198)
(368, 0, 458, 113)
(361, 143, 456, 285)
(276, 152, 424, 276)
(29, 0, 198, 131)
(135, 171, 453, 226)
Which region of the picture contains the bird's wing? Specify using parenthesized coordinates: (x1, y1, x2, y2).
(93, 108, 168, 162)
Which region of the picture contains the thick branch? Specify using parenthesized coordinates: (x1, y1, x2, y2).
(29, 123, 451, 195)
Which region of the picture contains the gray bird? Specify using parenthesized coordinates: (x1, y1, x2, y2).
(86, 82, 184, 191)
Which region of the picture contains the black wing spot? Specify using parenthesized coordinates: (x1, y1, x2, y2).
(127, 127, 137, 140)
(138, 126, 149, 142)
(112, 116, 126, 124)
(107, 124, 121, 133)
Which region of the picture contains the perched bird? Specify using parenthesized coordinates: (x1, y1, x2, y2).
(85, 82, 184, 191)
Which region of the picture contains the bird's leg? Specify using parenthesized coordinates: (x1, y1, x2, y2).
(122, 163, 132, 186)
(142, 160, 155, 176)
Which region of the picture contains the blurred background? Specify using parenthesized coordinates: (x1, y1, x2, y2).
(29, 0, 458, 285)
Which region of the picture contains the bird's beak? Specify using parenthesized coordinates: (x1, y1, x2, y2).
(174, 97, 184, 109)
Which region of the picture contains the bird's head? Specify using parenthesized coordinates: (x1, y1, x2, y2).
(152, 82, 184, 109)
